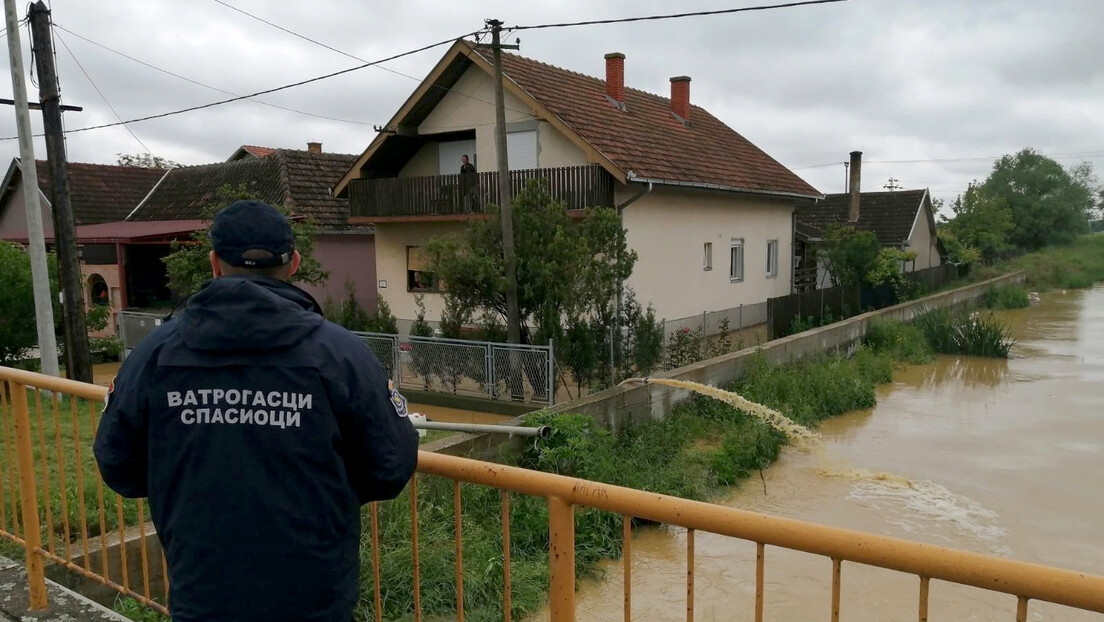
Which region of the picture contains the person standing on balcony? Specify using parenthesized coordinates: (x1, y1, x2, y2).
(94, 200, 419, 622)
(460, 154, 478, 210)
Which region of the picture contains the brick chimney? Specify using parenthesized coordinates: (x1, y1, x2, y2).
(605, 53, 625, 106)
(670, 76, 691, 123)
(307, 142, 322, 154)
(848, 150, 862, 222)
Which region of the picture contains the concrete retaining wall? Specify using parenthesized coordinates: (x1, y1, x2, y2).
(424, 272, 1026, 456)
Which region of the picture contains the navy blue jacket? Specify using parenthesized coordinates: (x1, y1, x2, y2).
(94, 276, 418, 622)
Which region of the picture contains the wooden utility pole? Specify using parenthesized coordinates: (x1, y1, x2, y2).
(4, 0, 58, 378)
(480, 19, 522, 345)
(29, 1, 92, 383)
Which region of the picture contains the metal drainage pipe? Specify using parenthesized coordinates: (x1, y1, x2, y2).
(413, 420, 551, 439)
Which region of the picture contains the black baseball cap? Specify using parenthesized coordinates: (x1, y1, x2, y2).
(209, 200, 295, 268)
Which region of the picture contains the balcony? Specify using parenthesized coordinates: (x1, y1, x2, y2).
(348, 164, 615, 220)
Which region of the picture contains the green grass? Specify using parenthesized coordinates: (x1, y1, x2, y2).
(982, 285, 1031, 310)
(912, 308, 1015, 358)
(864, 321, 935, 365)
(1005, 235, 1104, 290)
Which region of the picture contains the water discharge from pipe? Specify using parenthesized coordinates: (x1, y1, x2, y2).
(620, 377, 914, 488)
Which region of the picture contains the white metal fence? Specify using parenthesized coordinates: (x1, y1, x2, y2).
(662, 301, 769, 343)
(117, 312, 554, 405)
(355, 332, 555, 405)
(117, 311, 167, 358)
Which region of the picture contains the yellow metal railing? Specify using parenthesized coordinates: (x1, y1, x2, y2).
(3, 365, 1104, 621)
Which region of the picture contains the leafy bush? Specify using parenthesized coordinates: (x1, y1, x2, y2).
(323, 278, 372, 331)
(913, 308, 1015, 358)
(864, 320, 933, 364)
(366, 294, 399, 334)
(983, 285, 1030, 310)
(665, 326, 702, 370)
(89, 336, 125, 362)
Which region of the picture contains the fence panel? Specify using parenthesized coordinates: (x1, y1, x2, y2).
(117, 312, 168, 358)
(400, 336, 489, 400)
(768, 284, 861, 340)
(492, 344, 554, 405)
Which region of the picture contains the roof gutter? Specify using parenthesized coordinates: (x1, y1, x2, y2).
(626, 172, 823, 201)
(616, 180, 653, 213)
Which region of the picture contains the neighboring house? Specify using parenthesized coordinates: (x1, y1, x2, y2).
(126, 144, 376, 308)
(794, 153, 944, 290)
(0, 158, 171, 333)
(333, 41, 821, 331)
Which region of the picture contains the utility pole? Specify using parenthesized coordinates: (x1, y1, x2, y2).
(29, 1, 92, 383)
(480, 19, 522, 345)
(4, 0, 58, 378)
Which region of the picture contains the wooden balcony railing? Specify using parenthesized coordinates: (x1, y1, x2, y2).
(348, 164, 615, 219)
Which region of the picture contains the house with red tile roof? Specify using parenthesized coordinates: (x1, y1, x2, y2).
(333, 40, 821, 329)
(793, 152, 944, 290)
(127, 144, 376, 308)
(0, 158, 174, 334)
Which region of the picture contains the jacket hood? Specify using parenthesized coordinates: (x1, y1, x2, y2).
(177, 276, 325, 352)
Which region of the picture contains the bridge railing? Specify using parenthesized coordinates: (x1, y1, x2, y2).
(2, 365, 1104, 621)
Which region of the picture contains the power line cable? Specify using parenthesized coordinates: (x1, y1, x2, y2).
(53, 24, 373, 126)
(794, 150, 1104, 170)
(509, 0, 850, 30)
(53, 28, 152, 153)
(209, 0, 534, 118)
(0, 28, 479, 140)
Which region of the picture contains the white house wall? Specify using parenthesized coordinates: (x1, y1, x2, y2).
(373, 221, 465, 329)
(397, 66, 588, 177)
(906, 203, 942, 270)
(621, 187, 794, 322)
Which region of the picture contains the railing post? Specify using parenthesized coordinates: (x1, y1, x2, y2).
(9, 382, 47, 609)
(548, 496, 575, 622)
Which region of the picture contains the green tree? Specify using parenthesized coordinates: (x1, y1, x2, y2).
(116, 152, 179, 169)
(423, 180, 636, 344)
(937, 230, 983, 266)
(162, 184, 328, 296)
(822, 224, 881, 286)
(0, 243, 44, 365)
(867, 247, 918, 300)
(322, 278, 371, 331)
(981, 149, 1095, 250)
(940, 182, 1013, 262)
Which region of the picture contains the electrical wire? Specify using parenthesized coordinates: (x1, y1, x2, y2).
(209, 0, 534, 118)
(509, 0, 850, 30)
(795, 150, 1104, 170)
(0, 28, 480, 140)
(52, 24, 373, 126)
(53, 28, 153, 153)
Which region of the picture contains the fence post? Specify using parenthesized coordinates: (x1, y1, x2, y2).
(548, 496, 576, 622)
(485, 343, 495, 399)
(547, 339, 555, 405)
(739, 304, 744, 333)
(392, 335, 401, 385)
(9, 382, 47, 609)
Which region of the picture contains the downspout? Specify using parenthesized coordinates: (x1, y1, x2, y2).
(610, 181, 653, 385)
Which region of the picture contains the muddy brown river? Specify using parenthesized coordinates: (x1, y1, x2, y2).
(540, 286, 1104, 621)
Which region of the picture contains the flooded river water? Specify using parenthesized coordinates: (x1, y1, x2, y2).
(554, 286, 1104, 621)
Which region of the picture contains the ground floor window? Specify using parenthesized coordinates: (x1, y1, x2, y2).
(766, 239, 779, 278)
(407, 246, 437, 292)
(730, 238, 744, 282)
(704, 242, 713, 271)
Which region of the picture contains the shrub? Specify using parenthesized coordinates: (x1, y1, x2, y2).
(983, 285, 1030, 310)
(913, 308, 1015, 358)
(865, 320, 933, 364)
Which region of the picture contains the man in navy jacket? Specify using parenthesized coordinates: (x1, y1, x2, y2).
(94, 200, 418, 622)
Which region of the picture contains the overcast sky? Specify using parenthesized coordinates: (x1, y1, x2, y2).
(1, 0, 1101, 208)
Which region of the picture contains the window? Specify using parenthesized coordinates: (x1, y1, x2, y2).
(506, 130, 538, 169)
(766, 239, 779, 278)
(729, 238, 744, 282)
(703, 242, 713, 271)
(406, 246, 437, 292)
(87, 274, 109, 306)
